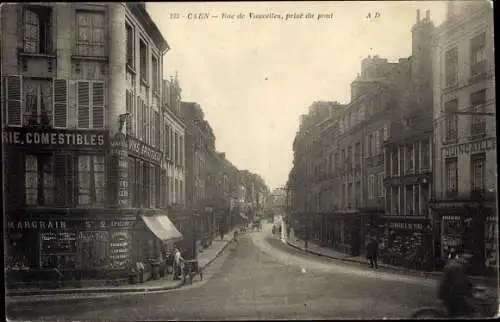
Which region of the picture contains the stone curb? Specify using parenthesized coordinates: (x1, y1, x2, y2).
(7, 232, 237, 298)
(285, 239, 497, 285)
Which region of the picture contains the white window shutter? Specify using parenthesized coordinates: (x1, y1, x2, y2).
(7, 75, 23, 126)
(53, 79, 68, 128)
(77, 81, 90, 128)
(92, 81, 105, 128)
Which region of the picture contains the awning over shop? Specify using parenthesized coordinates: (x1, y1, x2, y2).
(239, 213, 248, 220)
(140, 214, 183, 243)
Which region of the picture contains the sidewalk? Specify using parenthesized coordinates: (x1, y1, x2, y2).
(7, 227, 240, 297)
(285, 236, 498, 287)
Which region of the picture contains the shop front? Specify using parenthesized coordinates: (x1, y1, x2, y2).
(431, 200, 497, 276)
(5, 209, 137, 287)
(379, 216, 433, 271)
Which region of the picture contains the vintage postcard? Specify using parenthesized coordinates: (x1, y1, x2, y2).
(2, 1, 498, 320)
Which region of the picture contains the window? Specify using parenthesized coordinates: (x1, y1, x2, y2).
(150, 165, 156, 208)
(125, 90, 133, 136)
(341, 149, 346, 171)
(368, 175, 375, 200)
(152, 55, 159, 94)
(421, 139, 430, 170)
(23, 78, 53, 127)
(445, 99, 458, 141)
(53, 79, 68, 128)
(406, 144, 414, 172)
(180, 136, 184, 167)
(347, 146, 353, 170)
(471, 89, 486, 136)
(126, 22, 134, 68)
(392, 187, 399, 214)
(391, 150, 399, 176)
(139, 40, 148, 82)
(445, 47, 458, 86)
(445, 158, 458, 198)
(77, 81, 105, 129)
(377, 173, 384, 198)
(471, 153, 486, 193)
(470, 32, 486, 76)
(405, 185, 414, 215)
(25, 155, 39, 205)
(76, 11, 105, 56)
(174, 132, 179, 166)
(368, 134, 373, 156)
(76, 155, 105, 207)
(23, 6, 52, 54)
(54, 154, 74, 206)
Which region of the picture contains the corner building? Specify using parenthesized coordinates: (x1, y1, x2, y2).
(430, 2, 497, 275)
(2, 3, 182, 286)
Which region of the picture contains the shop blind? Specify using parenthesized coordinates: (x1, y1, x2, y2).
(53, 79, 68, 128)
(7, 75, 22, 126)
(77, 81, 90, 128)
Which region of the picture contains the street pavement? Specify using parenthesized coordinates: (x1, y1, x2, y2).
(6, 224, 464, 320)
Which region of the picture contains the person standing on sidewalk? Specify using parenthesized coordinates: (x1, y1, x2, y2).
(366, 237, 378, 269)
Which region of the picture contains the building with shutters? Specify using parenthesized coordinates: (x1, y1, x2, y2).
(2, 3, 184, 286)
(430, 2, 497, 275)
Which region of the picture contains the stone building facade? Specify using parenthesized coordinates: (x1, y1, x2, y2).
(2, 3, 182, 285)
(430, 2, 497, 274)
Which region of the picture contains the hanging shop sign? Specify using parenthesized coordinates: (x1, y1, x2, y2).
(3, 127, 107, 149)
(127, 136, 163, 164)
(443, 138, 496, 158)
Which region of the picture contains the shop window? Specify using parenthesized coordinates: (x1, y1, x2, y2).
(471, 153, 486, 193)
(470, 32, 486, 77)
(77, 231, 108, 269)
(41, 231, 77, 269)
(77, 81, 105, 129)
(445, 158, 458, 198)
(445, 47, 458, 87)
(23, 6, 52, 54)
(76, 10, 105, 57)
(7, 232, 39, 270)
(23, 78, 53, 127)
(470, 89, 486, 136)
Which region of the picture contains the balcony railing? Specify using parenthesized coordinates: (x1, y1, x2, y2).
(445, 189, 458, 199)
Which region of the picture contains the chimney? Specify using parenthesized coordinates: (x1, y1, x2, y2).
(416, 9, 420, 23)
(425, 10, 430, 21)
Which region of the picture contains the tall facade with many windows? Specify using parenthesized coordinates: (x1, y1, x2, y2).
(431, 2, 497, 274)
(2, 3, 183, 285)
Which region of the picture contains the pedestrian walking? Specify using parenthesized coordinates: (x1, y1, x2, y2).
(173, 247, 184, 280)
(220, 227, 225, 241)
(366, 237, 378, 269)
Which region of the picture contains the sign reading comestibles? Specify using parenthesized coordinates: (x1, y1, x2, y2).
(3, 128, 108, 149)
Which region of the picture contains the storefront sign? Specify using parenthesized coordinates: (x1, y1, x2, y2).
(127, 136, 163, 164)
(388, 221, 426, 230)
(8, 220, 66, 230)
(84, 220, 135, 230)
(443, 138, 496, 158)
(3, 128, 107, 149)
(109, 231, 131, 269)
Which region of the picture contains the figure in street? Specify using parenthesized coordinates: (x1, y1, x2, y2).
(173, 247, 184, 280)
(366, 237, 378, 269)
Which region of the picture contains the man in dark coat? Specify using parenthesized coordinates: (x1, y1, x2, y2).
(438, 252, 474, 317)
(366, 238, 378, 269)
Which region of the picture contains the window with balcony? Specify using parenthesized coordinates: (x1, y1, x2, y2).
(445, 158, 458, 198)
(470, 89, 486, 136)
(391, 150, 399, 176)
(406, 144, 414, 173)
(445, 47, 458, 87)
(139, 39, 148, 83)
(421, 139, 430, 170)
(76, 10, 105, 57)
(23, 6, 52, 54)
(470, 32, 486, 77)
(392, 187, 399, 214)
(471, 153, 486, 194)
(126, 22, 134, 68)
(445, 99, 458, 141)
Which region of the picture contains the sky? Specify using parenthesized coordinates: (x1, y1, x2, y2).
(147, 1, 448, 190)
